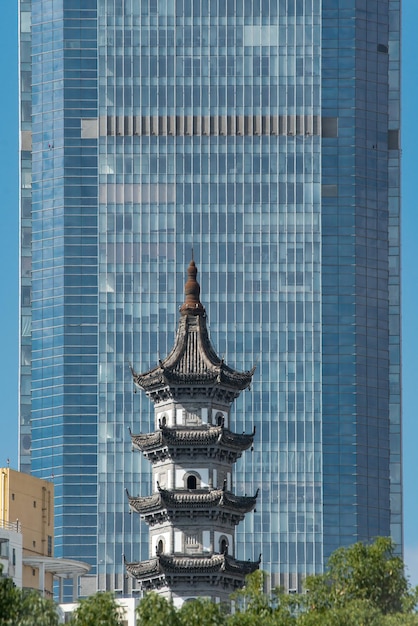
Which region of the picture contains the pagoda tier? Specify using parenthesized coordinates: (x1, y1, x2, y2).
(129, 423, 255, 463)
(126, 486, 259, 526)
(125, 553, 261, 592)
(130, 261, 254, 405)
(130, 313, 255, 404)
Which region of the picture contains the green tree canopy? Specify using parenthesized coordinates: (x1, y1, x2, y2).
(0, 564, 59, 626)
(297, 599, 418, 626)
(177, 597, 227, 626)
(136, 591, 180, 626)
(228, 570, 297, 626)
(0, 573, 22, 626)
(134, 540, 418, 625)
(18, 590, 59, 626)
(301, 537, 417, 616)
(69, 591, 124, 626)
(297, 599, 383, 626)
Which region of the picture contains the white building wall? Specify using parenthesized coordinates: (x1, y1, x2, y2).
(0, 525, 23, 588)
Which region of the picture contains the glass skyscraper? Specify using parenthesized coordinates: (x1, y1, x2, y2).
(19, 0, 401, 595)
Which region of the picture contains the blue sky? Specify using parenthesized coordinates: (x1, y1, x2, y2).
(1, 2, 417, 584)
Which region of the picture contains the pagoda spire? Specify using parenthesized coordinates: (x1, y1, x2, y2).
(179, 258, 205, 316)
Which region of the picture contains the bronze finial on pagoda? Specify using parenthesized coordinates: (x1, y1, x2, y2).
(179, 258, 205, 316)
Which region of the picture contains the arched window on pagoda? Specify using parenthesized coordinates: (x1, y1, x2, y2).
(184, 472, 200, 490)
(219, 536, 229, 555)
(187, 475, 197, 489)
(156, 538, 165, 555)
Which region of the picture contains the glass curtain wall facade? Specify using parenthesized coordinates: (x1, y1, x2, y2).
(19, 0, 401, 594)
(20, 0, 99, 580)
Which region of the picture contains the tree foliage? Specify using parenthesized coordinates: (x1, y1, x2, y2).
(134, 538, 418, 626)
(18, 590, 59, 626)
(301, 537, 416, 616)
(136, 591, 180, 626)
(297, 599, 383, 626)
(229, 569, 297, 625)
(177, 597, 227, 626)
(0, 576, 59, 626)
(69, 591, 124, 626)
(0, 574, 22, 626)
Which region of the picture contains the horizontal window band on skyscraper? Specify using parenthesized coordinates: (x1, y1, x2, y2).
(95, 115, 322, 137)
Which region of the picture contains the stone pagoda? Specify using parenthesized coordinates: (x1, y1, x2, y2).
(125, 259, 260, 605)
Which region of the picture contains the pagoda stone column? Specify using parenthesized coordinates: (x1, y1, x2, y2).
(125, 259, 259, 606)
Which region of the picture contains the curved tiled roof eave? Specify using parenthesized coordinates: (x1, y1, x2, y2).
(126, 487, 258, 515)
(124, 556, 161, 578)
(132, 362, 254, 396)
(129, 425, 255, 453)
(126, 491, 162, 513)
(125, 553, 260, 581)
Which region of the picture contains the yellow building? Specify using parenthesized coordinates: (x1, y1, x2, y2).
(1, 468, 91, 600)
(0, 467, 54, 595)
